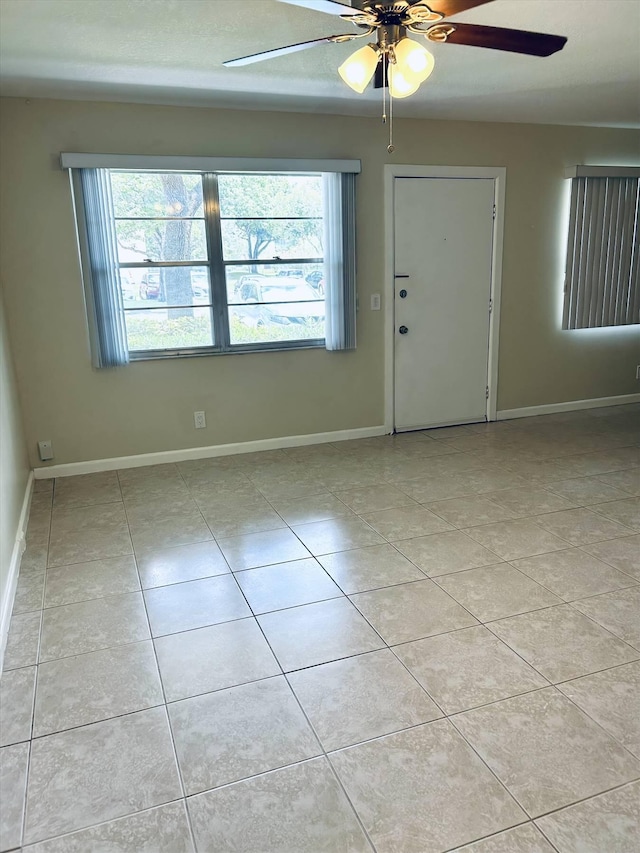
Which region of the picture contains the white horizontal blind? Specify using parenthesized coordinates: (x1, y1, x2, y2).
(563, 175, 639, 329)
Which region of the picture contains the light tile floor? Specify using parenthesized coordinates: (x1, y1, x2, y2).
(1, 405, 640, 852)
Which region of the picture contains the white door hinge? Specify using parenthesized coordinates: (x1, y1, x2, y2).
(489, 297, 493, 314)
(492, 203, 496, 220)
(486, 386, 490, 400)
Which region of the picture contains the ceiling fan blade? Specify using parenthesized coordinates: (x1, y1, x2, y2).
(223, 37, 337, 67)
(277, 0, 360, 16)
(440, 23, 567, 56)
(424, 0, 495, 18)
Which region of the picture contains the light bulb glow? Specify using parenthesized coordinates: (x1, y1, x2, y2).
(338, 44, 379, 94)
(394, 38, 435, 85)
(388, 63, 420, 99)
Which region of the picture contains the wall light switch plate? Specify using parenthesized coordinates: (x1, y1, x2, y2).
(194, 411, 206, 429)
(371, 294, 381, 311)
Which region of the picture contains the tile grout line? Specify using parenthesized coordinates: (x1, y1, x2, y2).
(119, 485, 199, 853)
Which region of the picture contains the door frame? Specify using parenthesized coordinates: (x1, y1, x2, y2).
(383, 164, 506, 433)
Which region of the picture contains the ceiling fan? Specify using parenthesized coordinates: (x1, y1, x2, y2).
(223, 0, 568, 100)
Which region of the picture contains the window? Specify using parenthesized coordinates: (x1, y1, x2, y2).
(67, 156, 358, 365)
(563, 166, 639, 330)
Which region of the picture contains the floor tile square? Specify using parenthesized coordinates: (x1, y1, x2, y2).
(48, 503, 133, 567)
(464, 519, 570, 560)
(12, 571, 45, 614)
(558, 661, 640, 759)
(330, 720, 526, 853)
(488, 604, 639, 683)
(394, 626, 547, 714)
(335, 484, 418, 514)
(350, 579, 477, 645)
(455, 689, 640, 817)
(359, 506, 453, 541)
(43, 555, 140, 608)
(143, 574, 250, 636)
(258, 597, 384, 672)
(317, 544, 426, 594)
(0, 742, 29, 852)
(596, 468, 640, 495)
(398, 471, 476, 502)
(154, 618, 280, 702)
(33, 641, 163, 737)
(217, 528, 310, 571)
(426, 496, 517, 528)
(581, 534, 640, 578)
(0, 665, 36, 746)
(535, 781, 640, 853)
(534, 507, 634, 546)
(269, 493, 354, 525)
(289, 648, 441, 751)
(546, 476, 631, 506)
(126, 500, 213, 555)
(448, 823, 555, 852)
(53, 472, 122, 508)
(292, 516, 385, 556)
(486, 487, 576, 517)
(592, 496, 640, 531)
(200, 495, 287, 537)
(169, 676, 320, 794)
(395, 530, 501, 577)
(136, 540, 230, 588)
(24, 707, 182, 845)
(117, 464, 188, 504)
(512, 548, 638, 601)
(234, 558, 342, 614)
(3, 611, 41, 670)
(21, 802, 194, 853)
(435, 563, 561, 622)
(39, 592, 150, 662)
(187, 757, 371, 852)
(572, 586, 640, 648)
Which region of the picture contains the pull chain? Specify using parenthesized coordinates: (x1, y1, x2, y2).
(381, 50, 387, 129)
(388, 82, 394, 154)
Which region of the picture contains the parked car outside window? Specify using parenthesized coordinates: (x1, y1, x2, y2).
(233, 276, 323, 328)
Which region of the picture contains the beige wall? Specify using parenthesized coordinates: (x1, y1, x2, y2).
(0, 97, 638, 468)
(0, 281, 30, 619)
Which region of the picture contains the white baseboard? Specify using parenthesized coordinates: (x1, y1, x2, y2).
(0, 471, 34, 673)
(33, 425, 389, 479)
(497, 393, 640, 421)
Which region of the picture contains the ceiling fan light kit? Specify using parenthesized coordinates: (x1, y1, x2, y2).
(224, 0, 568, 150)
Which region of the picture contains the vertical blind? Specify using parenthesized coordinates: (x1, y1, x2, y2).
(563, 172, 639, 330)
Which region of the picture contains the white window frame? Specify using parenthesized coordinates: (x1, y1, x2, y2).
(64, 155, 360, 364)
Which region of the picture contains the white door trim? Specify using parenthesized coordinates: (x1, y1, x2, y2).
(383, 164, 506, 432)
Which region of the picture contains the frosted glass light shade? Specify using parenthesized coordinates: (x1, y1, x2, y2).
(394, 38, 435, 84)
(338, 44, 379, 94)
(388, 64, 420, 98)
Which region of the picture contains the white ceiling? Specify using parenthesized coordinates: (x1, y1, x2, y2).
(1, 0, 639, 127)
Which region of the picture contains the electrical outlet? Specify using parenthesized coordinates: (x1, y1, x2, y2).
(38, 440, 54, 461)
(194, 411, 206, 429)
(370, 293, 381, 311)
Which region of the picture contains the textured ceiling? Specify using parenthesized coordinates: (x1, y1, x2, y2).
(0, 0, 639, 126)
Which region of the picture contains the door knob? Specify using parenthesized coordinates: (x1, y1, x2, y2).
(399, 325, 408, 335)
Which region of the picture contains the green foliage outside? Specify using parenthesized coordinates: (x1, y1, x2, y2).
(126, 315, 324, 351)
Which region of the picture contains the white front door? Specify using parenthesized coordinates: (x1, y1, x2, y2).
(393, 176, 496, 431)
